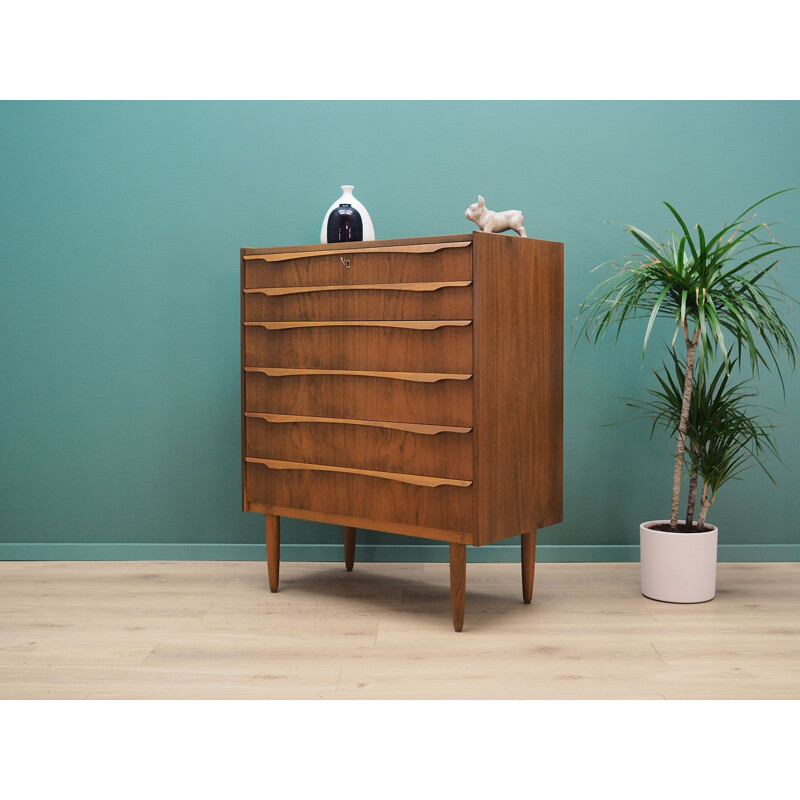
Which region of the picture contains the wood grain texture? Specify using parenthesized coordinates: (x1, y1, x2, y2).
(244, 412, 471, 435)
(241, 233, 563, 535)
(243, 238, 472, 262)
(243, 283, 472, 322)
(244, 416, 472, 480)
(449, 544, 467, 632)
(242, 242, 471, 290)
(243, 233, 472, 255)
(244, 242, 472, 262)
(4, 561, 798, 699)
(244, 280, 472, 295)
(243, 323, 472, 373)
(521, 531, 536, 604)
(247, 503, 473, 545)
(244, 369, 473, 427)
(472, 233, 563, 545)
(245, 367, 472, 383)
(241, 233, 563, 629)
(245, 319, 471, 330)
(245, 457, 472, 488)
(244, 466, 475, 534)
(266, 515, 280, 592)
(240, 248, 248, 511)
(343, 527, 356, 572)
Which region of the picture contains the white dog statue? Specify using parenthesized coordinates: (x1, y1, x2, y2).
(465, 195, 527, 237)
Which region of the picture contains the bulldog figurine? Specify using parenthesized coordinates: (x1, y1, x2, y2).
(465, 195, 527, 237)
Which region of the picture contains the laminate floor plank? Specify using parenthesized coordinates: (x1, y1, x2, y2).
(1, 561, 799, 699)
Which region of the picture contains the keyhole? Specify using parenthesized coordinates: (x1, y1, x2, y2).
(341, 257, 351, 268)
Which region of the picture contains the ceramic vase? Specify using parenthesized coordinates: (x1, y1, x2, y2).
(321, 185, 374, 243)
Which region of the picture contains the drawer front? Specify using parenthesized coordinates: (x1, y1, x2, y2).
(244, 371, 473, 427)
(244, 463, 474, 534)
(243, 242, 471, 289)
(245, 415, 473, 481)
(243, 322, 472, 373)
(243, 283, 472, 322)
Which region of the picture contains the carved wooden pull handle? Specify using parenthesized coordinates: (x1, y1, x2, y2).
(243, 241, 471, 262)
(244, 320, 471, 331)
(244, 367, 472, 383)
(243, 280, 472, 296)
(244, 412, 472, 435)
(245, 457, 472, 488)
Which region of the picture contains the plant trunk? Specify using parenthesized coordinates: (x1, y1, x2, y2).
(671, 327, 700, 530)
(685, 461, 699, 531)
(698, 482, 713, 528)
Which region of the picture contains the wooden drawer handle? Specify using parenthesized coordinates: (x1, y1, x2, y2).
(244, 280, 472, 296)
(245, 367, 472, 383)
(244, 241, 471, 262)
(245, 412, 472, 435)
(245, 457, 472, 488)
(245, 320, 471, 331)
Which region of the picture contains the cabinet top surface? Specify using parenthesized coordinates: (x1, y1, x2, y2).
(241, 232, 562, 256)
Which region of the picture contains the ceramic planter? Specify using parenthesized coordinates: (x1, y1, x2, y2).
(640, 520, 719, 603)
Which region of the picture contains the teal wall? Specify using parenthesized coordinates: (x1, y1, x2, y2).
(2, 101, 799, 561)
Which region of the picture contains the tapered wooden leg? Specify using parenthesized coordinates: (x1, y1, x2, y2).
(344, 526, 356, 571)
(521, 530, 537, 604)
(449, 543, 467, 632)
(266, 514, 280, 593)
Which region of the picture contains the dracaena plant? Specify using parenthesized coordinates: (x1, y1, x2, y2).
(627, 351, 780, 530)
(577, 190, 797, 531)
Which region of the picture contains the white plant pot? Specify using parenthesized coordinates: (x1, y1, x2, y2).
(640, 520, 718, 603)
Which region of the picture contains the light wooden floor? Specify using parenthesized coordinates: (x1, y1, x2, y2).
(1, 560, 799, 699)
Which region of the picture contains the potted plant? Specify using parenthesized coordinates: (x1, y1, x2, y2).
(577, 190, 797, 602)
(629, 352, 781, 600)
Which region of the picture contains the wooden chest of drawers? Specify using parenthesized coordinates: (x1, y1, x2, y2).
(241, 233, 563, 630)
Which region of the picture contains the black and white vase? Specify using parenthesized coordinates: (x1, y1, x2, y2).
(321, 185, 375, 243)
(326, 203, 363, 243)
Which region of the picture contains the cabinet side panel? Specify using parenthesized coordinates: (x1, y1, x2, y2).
(241, 248, 249, 511)
(473, 234, 563, 545)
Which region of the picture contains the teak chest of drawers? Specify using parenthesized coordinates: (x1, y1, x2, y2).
(241, 233, 563, 630)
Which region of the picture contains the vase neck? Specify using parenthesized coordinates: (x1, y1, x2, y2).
(340, 185, 355, 201)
